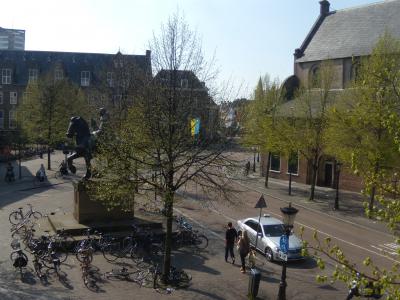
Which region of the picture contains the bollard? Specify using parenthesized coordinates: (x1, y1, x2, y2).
(248, 268, 261, 299)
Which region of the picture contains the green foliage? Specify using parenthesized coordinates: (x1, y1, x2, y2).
(17, 71, 89, 147)
(241, 75, 283, 153)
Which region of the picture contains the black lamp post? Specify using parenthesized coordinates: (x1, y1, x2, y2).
(334, 162, 342, 210)
(253, 147, 256, 172)
(277, 202, 298, 300)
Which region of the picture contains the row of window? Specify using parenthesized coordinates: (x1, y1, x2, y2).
(0, 109, 16, 129)
(0, 91, 18, 105)
(0, 68, 106, 87)
(269, 152, 299, 175)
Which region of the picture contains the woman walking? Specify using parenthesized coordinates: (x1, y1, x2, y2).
(237, 230, 250, 273)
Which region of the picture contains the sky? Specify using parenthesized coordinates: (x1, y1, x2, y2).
(0, 0, 382, 99)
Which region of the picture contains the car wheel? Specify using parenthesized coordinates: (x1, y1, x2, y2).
(265, 247, 274, 262)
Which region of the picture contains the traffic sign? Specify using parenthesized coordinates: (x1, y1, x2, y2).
(279, 235, 289, 254)
(278, 250, 288, 261)
(254, 195, 267, 208)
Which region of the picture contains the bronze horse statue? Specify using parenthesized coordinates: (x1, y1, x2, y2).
(66, 116, 94, 179)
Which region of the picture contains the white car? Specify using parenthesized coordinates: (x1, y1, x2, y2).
(237, 215, 303, 262)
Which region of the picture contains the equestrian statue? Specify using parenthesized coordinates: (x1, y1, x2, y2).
(66, 108, 109, 179)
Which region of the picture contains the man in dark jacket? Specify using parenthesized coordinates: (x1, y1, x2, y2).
(225, 222, 238, 264)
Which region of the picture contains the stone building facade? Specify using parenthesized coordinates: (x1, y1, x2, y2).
(0, 49, 152, 147)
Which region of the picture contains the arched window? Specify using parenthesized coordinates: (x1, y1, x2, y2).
(309, 64, 320, 88)
(350, 62, 360, 82)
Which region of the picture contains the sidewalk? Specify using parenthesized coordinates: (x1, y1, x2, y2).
(239, 165, 390, 236)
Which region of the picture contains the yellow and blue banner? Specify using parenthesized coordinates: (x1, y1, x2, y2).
(190, 118, 200, 136)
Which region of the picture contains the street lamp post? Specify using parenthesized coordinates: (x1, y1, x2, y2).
(253, 147, 256, 172)
(334, 162, 342, 210)
(277, 202, 298, 300)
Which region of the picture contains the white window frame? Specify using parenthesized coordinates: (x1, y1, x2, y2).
(2, 68, 11, 84)
(287, 151, 299, 176)
(54, 69, 63, 81)
(107, 72, 113, 87)
(10, 91, 17, 105)
(28, 68, 38, 84)
(181, 79, 188, 88)
(9, 110, 16, 129)
(0, 91, 3, 104)
(269, 153, 281, 173)
(81, 71, 90, 86)
(0, 110, 4, 129)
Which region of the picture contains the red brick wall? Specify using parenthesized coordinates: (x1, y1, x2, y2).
(260, 153, 363, 193)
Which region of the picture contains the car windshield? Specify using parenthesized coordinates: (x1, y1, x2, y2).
(263, 224, 285, 237)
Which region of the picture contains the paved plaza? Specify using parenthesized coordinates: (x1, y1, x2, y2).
(0, 151, 383, 299)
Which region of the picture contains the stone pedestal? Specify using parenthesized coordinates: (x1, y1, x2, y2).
(73, 180, 133, 223)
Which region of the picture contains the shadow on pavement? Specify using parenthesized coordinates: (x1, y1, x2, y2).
(172, 248, 220, 276)
(186, 287, 227, 300)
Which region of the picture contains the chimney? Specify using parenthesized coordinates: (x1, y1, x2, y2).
(319, 0, 330, 15)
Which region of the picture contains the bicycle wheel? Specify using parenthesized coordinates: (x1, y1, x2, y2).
(10, 251, 28, 262)
(102, 240, 120, 262)
(193, 234, 208, 250)
(11, 224, 28, 239)
(76, 251, 93, 263)
(9, 211, 23, 225)
(29, 211, 43, 221)
(42, 252, 64, 268)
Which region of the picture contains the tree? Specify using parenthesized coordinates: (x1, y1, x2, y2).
(89, 11, 234, 283)
(242, 75, 283, 187)
(328, 32, 400, 215)
(18, 69, 89, 169)
(302, 34, 400, 299)
(277, 61, 336, 200)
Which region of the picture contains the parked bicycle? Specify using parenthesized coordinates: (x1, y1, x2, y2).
(74, 228, 119, 263)
(10, 247, 28, 278)
(55, 161, 69, 179)
(80, 248, 98, 290)
(102, 226, 140, 262)
(174, 216, 208, 249)
(32, 250, 46, 281)
(9, 204, 42, 225)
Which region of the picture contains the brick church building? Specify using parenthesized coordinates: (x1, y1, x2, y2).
(261, 0, 400, 192)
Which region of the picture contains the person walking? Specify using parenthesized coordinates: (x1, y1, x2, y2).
(225, 222, 238, 264)
(237, 230, 250, 273)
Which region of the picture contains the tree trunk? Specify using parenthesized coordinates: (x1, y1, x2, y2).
(47, 146, 51, 170)
(162, 189, 174, 283)
(309, 155, 320, 201)
(264, 152, 271, 188)
(368, 162, 380, 219)
(369, 185, 376, 219)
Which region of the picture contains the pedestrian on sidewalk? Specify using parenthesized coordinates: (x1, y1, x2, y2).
(237, 230, 250, 273)
(225, 222, 238, 264)
(244, 161, 250, 176)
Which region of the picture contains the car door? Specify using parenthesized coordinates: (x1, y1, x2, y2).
(244, 220, 257, 245)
